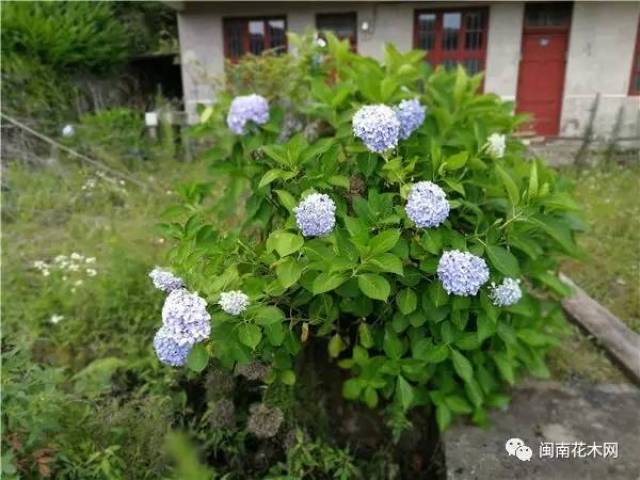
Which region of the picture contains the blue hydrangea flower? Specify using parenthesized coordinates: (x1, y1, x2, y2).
(219, 290, 250, 316)
(149, 266, 184, 293)
(394, 99, 426, 140)
(437, 250, 490, 296)
(294, 193, 336, 237)
(153, 327, 192, 367)
(405, 181, 450, 228)
(162, 288, 211, 346)
(489, 277, 523, 307)
(352, 104, 400, 153)
(227, 94, 270, 135)
(485, 133, 506, 158)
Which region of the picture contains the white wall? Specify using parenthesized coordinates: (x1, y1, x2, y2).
(561, 2, 640, 141)
(484, 2, 524, 101)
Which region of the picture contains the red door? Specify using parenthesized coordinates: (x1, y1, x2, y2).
(516, 3, 572, 136)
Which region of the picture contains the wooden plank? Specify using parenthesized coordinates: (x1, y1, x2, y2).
(560, 273, 640, 383)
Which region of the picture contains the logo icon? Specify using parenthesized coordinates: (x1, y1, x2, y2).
(506, 438, 533, 461)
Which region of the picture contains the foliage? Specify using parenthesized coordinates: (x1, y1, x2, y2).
(1, 2, 130, 74)
(162, 33, 583, 433)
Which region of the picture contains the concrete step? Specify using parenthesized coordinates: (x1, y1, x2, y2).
(444, 381, 640, 480)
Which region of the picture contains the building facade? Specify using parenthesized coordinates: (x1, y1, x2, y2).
(174, 1, 640, 143)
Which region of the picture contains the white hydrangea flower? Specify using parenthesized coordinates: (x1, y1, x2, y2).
(489, 277, 523, 307)
(219, 290, 250, 316)
(485, 133, 506, 158)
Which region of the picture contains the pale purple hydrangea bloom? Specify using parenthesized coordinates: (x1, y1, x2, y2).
(226, 94, 270, 135)
(219, 290, 250, 316)
(153, 327, 192, 367)
(294, 193, 336, 237)
(485, 133, 506, 158)
(405, 181, 450, 228)
(352, 104, 400, 153)
(394, 99, 426, 140)
(161, 288, 211, 346)
(437, 250, 490, 296)
(149, 266, 184, 293)
(489, 277, 523, 307)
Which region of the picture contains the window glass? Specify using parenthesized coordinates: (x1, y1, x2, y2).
(316, 13, 357, 49)
(442, 12, 461, 51)
(417, 13, 436, 50)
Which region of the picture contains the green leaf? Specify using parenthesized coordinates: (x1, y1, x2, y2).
(492, 352, 515, 385)
(280, 370, 296, 385)
(259, 168, 285, 188)
(495, 163, 520, 207)
(535, 272, 572, 297)
(186, 343, 209, 372)
(238, 324, 262, 349)
(444, 151, 468, 171)
(357, 273, 391, 301)
(445, 395, 472, 414)
(359, 323, 374, 348)
(367, 253, 404, 275)
(428, 281, 448, 307)
(328, 334, 346, 358)
(486, 245, 520, 277)
(396, 376, 414, 411)
(517, 329, 550, 346)
(276, 257, 303, 288)
(267, 231, 304, 257)
(451, 349, 473, 383)
(254, 305, 285, 326)
(363, 386, 379, 408)
(396, 288, 417, 315)
(436, 403, 452, 431)
(528, 215, 576, 254)
(342, 378, 363, 399)
(368, 230, 400, 255)
(313, 272, 348, 294)
(383, 331, 404, 359)
(274, 189, 297, 211)
(527, 160, 539, 201)
(262, 144, 289, 166)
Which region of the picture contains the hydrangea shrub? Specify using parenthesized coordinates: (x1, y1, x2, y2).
(153, 34, 582, 432)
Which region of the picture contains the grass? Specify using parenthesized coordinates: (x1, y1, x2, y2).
(562, 162, 640, 332)
(547, 161, 640, 383)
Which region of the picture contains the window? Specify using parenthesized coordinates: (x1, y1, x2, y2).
(524, 2, 572, 28)
(223, 17, 287, 62)
(630, 18, 640, 95)
(316, 13, 357, 50)
(414, 8, 488, 75)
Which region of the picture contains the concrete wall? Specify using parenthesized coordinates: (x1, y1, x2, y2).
(484, 2, 524, 102)
(177, 1, 640, 143)
(560, 2, 640, 142)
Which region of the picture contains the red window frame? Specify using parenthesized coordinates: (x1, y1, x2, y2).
(629, 17, 640, 96)
(413, 7, 489, 75)
(316, 12, 358, 51)
(223, 16, 287, 62)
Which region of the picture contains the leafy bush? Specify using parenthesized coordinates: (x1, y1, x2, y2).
(155, 34, 583, 433)
(1, 2, 130, 74)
